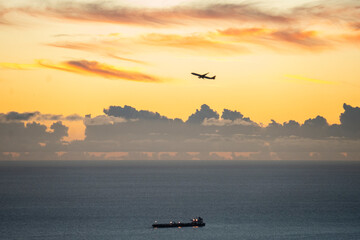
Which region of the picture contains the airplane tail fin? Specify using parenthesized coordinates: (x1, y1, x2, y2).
(212, 76, 216, 79)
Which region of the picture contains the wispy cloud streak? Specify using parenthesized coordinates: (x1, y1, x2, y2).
(12, 2, 291, 26)
(218, 28, 332, 50)
(38, 60, 162, 83)
(46, 41, 147, 64)
(139, 33, 248, 54)
(0, 6, 10, 25)
(3, 1, 358, 29)
(45, 27, 336, 57)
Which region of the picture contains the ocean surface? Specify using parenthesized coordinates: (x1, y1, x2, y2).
(1, 160, 360, 240)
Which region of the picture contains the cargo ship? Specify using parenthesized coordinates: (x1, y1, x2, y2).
(152, 217, 205, 228)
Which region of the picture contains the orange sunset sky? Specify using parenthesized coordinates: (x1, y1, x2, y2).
(1, 0, 360, 141)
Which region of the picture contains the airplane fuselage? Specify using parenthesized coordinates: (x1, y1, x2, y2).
(191, 72, 216, 80)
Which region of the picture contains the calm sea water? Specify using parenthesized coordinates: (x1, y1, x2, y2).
(0, 160, 360, 240)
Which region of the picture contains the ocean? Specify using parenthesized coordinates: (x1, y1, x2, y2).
(0, 160, 360, 240)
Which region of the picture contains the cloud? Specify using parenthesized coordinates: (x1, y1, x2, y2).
(46, 30, 250, 57)
(1, 103, 360, 159)
(0, 121, 68, 152)
(85, 103, 360, 150)
(303, 115, 329, 128)
(0, 111, 39, 121)
(34, 1, 360, 57)
(218, 28, 332, 51)
(301, 115, 329, 138)
(263, 104, 360, 139)
(50, 121, 68, 141)
(46, 41, 104, 52)
(11, 2, 291, 27)
(3, 1, 360, 57)
(42, 25, 359, 58)
(218, 28, 269, 38)
(139, 33, 247, 54)
(291, 1, 360, 24)
(38, 60, 163, 83)
(202, 118, 257, 127)
(84, 115, 127, 126)
(202, 118, 232, 127)
(0, 111, 83, 122)
(103, 105, 171, 121)
(222, 109, 244, 120)
(341, 33, 360, 45)
(202, 109, 257, 127)
(340, 103, 360, 137)
(46, 40, 147, 64)
(107, 54, 148, 65)
(35, 113, 83, 121)
(6, 1, 359, 31)
(65, 114, 83, 121)
(187, 104, 219, 124)
(270, 30, 330, 49)
(44, 28, 336, 60)
(0, 6, 11, 25)
(266, 116, 329, 139)
(221, 108, 253, 123)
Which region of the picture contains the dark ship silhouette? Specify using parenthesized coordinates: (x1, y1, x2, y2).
(152, 217, 205, 228)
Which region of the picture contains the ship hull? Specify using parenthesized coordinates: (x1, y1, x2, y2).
(152, 223, 205, 228)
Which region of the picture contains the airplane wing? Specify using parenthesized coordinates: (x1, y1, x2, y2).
(191, 72, 201, 77)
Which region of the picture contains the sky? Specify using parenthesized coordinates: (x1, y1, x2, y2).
(1, 0, 360, 160)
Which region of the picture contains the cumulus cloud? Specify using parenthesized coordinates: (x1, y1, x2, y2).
(1, 103, 360, 160)
(50, 121, 68, 141)
(0, 111, 83, 122)
(84, 115, 127, 126)
(65, 114, 83, 121)
(221, 109, 244, 121)
(0, 111, 39, 121)
(221, 109, 253, 123)
(202, 118, 232, 127)
(103, 105, 170, 121)
(202, 118, 257, 127)
(340, 103, 360, 137)
(187, 104, 219, 124)
(263, 104, 360, 139)
(0, 121, 68, 152)
(266, 116, 330, 138)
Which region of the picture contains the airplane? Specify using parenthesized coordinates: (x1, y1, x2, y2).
(191, 72, 216, 80)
